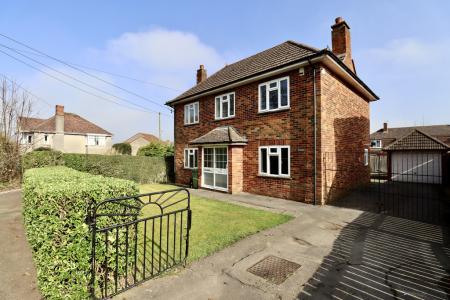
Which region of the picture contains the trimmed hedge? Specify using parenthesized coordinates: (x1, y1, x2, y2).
(23, 151, 173, 183)
(112, 143, 131, 155)
(23, 166, 138, 299)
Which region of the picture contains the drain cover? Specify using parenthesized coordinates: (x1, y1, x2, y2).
(247, 255, 301, 284)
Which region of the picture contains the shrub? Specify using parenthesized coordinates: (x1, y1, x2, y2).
(33, 146, 52, 151)
(22, 149, 64, 169)
(112, 143, 131, 155)
(22, 166, 138, 299)
(137, 142, 172, 157)
(22, 152, 174, 183)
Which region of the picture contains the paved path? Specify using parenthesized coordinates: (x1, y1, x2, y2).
(117, 190, 450, 300)
(0, 190, 41, 300)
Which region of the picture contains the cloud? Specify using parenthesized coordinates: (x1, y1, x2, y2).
(104, 28, 226, 88)
(365, 38, 450, 67)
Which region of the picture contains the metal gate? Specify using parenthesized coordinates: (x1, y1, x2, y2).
(324, 151, 450, 226)
(89, 188, 192, 299)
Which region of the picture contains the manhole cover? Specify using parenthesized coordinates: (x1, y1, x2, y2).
(247, 255, 301, 284)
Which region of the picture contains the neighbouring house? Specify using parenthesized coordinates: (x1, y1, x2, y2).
(370, 123, 450, 184)
(19, 105, 113, 154)
(166, 17, 379, 204)
(124, 132, 165, 156)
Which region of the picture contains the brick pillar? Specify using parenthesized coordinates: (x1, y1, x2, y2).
(229, 146, 244, 194)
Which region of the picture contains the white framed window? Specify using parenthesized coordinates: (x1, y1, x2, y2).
(184, 102, 199, 125)
(184, 148, 198, 169)
(87, 135, 106, 146)
(258, 77, 290, 113)
(22, 133, 32, 144)
(259, 145, 290, 177)
(215, 92, 235, 120)
(370, 139, 382, 148)
(43, 134, 49, 144)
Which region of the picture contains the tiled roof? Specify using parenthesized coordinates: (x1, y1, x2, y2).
(371, 125, 450, 147)
(383, 130, 449, 151)
(124, 133, 169, 144)
(167, 41, 319, 104)
(189, 126, 247, 145)
(19, 113, 112, 135)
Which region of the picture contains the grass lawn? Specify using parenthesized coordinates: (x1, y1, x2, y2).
(139, 183, 293, 263)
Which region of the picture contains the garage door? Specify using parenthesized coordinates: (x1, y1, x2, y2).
(391, 151, 442, 184)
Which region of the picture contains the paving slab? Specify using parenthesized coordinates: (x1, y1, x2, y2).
(0, 190, 41, 300)
(116, 190, 450, 300)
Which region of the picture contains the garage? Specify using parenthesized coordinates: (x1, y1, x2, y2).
(391, 151, 442, 184)
(385, 130, 448, 184)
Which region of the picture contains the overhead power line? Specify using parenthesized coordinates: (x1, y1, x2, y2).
(0, 32, 174, 110)
(0, 47, 164, 115)
(0, 43, 171, 117)
(0, 72, 52, 107)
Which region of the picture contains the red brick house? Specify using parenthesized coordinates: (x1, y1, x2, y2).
(166, 17, 379, 204)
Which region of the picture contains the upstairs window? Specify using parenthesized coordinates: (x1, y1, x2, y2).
(370, 140, 382, 148)
(215, 92, 235, 119)
(184, 148, 198, 169)
(259, 146, 290, 177)
(87, 135, 106, 146)
(259, 77, 290, 113)
(184, 102, 199, 125)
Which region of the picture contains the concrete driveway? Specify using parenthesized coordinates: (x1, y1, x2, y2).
(0, 190, 41, 300)
(116, 190, 450, 300)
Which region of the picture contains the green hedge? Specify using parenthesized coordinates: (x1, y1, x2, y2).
(23, 151, 173, 183)
(112, 143, 131, 155)
(23, 166, 139, 299)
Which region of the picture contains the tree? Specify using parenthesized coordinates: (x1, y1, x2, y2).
(137, 142, 171, 157)
(0, 78, 33, 182)
(112, 143, 132, 155)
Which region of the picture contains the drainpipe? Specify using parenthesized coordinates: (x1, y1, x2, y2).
(308, 59, 318, 205)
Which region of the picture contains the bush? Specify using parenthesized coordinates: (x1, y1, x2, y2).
(22, 166, 138, 299)
(22, 151, 173, 183)
(33, 146, 52, 151)
(112, 143, 131, 155)
(137, 142, 172, 157)
(22, 149, 64, 169)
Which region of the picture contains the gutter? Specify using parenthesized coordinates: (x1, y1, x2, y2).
(307, 58, 318, 206)
(166, 50, 379, 107)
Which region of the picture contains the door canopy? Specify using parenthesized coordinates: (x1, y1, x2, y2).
(189, 126, 247, 146)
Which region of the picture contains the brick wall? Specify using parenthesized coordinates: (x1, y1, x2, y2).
(173, 65, 370, 203)
(320, 66, 370, 203)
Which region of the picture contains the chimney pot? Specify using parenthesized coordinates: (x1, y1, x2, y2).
(335, 17, 344, 24)
(56, 105, 64, 116)
(383, 122, 388, 132)
(196, 64, 207, 84)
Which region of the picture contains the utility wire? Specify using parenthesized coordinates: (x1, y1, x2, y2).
(0, 72, 52, 107)
(0, 43, 171, 117)
(0, 46, 181, 92)
(0, 47, 164, 115)
(0, 32, 174, 110)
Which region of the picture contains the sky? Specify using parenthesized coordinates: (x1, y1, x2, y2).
(0, 1, 449, 142)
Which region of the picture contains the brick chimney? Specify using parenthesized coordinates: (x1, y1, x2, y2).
(196, 65, 207, 84)
(331, 17, 355, 72)
(55, 105, 64, 133)
(383, 122, 388, 132)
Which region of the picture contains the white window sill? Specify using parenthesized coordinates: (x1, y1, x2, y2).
(258, 107, 290, 114)
(184, 167, 198, 170)
(184, 122, 199, 127)
(258, 174, 291, 179)
(214, 116, 235, 121)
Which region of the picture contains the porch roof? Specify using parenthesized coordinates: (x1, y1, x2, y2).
(189, 126, 247, 145)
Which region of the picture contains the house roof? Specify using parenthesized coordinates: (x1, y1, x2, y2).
(167, 41, 378, 105)
(189, 126, 247, 145)
(124, 133, 162, 144)
(371, 125, 450, 146)
(383, 129, 449, 151)
(19, 113, 112, 135)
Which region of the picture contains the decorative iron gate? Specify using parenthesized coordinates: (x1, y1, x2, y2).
(89, 188, 191, 299)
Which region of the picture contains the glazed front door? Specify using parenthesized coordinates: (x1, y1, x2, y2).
(202, 147, 228, 191)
